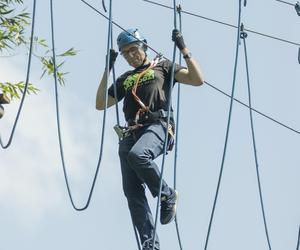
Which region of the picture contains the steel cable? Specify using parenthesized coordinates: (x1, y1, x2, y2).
(0, 0, 37, 149)
(204, 1, 243, 249)
(142, 0, 300, 47)
(49, 0, 113, 211)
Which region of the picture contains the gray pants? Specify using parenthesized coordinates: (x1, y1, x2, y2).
(118, 121, 171, 247)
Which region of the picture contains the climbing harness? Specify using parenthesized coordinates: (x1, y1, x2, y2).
(113, 53, 175, 150)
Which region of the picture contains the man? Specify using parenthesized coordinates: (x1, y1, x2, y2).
(96, 28, 204, 250)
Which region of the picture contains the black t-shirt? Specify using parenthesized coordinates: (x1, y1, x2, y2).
(108, 59, 184, 122)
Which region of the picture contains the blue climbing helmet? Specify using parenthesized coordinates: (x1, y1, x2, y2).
(117, 28, 147, 52)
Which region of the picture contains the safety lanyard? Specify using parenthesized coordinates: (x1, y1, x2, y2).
(131, 55, 161, 122)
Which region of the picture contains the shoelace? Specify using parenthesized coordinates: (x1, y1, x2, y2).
(161, 193, 176, 210)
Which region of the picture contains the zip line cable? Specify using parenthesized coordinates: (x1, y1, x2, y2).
(173, 4, 184, 250)
(204, 1, 243, 249)
(241, 27, 272, 250)
(151, 0, 178, 249)
(204, 81, 300, 135)
(0, 0, 37, 149)
(49, 0, 113, 211)
(79, 0, 300, 137)
(142, 0, 300, 47)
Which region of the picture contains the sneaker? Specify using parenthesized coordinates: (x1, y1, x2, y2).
(142, 239, 159, 250)
(160, 188, 178, 225)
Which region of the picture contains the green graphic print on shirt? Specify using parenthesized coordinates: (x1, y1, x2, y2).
(123, 69, 155, 91)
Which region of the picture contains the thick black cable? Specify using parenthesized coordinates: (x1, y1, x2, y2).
(142, 0, 300, 47)
(241, 29, 272, 250)
(204, 1, 243, 249)
(151, 1, 178, 249)
(297, 225, 300, 250)
(173, 4, 183, 250)
(50, 0, 113, 211)
(0, 0, 37, 149)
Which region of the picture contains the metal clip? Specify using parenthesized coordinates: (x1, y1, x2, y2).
(240, 23, 248, 39)
(114, 125, 125, 140)
(113, 125, 131, 140)
(176, 4, 182, 14)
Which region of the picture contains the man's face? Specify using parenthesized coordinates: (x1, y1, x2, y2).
(121, 43, 146, 68)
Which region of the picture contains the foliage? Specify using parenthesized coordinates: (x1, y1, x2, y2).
(0, 81, 38, 99)
(0, 0, 77, 101)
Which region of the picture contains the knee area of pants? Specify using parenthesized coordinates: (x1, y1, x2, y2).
(127, 149, 146, 166)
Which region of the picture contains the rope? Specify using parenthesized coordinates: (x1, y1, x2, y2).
(151, 0, 178, 249)
(49, 0, 113, 211)
(241, 27, 272, 250)
(102, 0, 107, 12)
(142, 0, 300, 47)
(173, 4, 183, 250)
(0, 0, 37, 149)
(204, 1, 243, 249)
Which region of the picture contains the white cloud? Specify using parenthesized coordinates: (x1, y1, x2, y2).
(0, 61, 120, 229)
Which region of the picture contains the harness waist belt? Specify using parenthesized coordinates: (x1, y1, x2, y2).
(127, 109, 173, 126)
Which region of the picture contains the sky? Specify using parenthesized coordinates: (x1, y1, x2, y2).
(0, 0, 299, 250)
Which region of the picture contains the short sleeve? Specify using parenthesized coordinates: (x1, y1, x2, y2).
(161, 59, 186, 85)
(107, 74, 127, 101)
